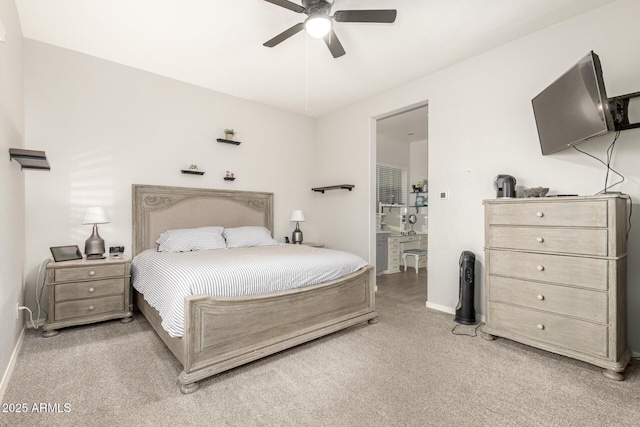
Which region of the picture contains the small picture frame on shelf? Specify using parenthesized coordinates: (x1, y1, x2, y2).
(415, 195, 426, 207)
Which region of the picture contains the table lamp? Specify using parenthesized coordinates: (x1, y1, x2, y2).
(290, 210, 305, 244)
(83, 206, 109, 259)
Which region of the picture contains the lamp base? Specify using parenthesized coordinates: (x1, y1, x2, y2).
(292, 223, 303, 244)
(85, 224, 106, 258)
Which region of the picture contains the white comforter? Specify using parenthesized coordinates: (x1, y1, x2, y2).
(131, 244, 368, 337)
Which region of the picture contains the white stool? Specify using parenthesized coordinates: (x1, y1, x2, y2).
(402, 249, 428, 274)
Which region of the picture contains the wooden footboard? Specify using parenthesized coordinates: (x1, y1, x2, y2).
(136, 266, 377, 394)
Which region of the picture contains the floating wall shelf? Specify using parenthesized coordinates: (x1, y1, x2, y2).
(9, 148, 50, 170)
(181, 169, 205, 175)
(312, 184, 354, 193)
(217, 138, 241, 145)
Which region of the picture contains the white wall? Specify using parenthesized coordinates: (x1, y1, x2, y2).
(409, 140, 428, 232)
(377, 137, 410, 171)
(317, 0, 640, 352)
(22, 40, 318, 311)
(0, 0, 25, 398)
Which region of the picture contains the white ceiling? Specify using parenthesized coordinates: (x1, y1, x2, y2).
(377, 104, 428, 144)
(15, 0, 613, 118)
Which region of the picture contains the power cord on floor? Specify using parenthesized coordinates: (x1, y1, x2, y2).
(18, 257, 50, 329)
(451, 322, 483, 337)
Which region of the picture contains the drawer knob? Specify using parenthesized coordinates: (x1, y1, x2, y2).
(537, 294, 545, 300)
(88, 305, 95, 311)
(536, 211, 544, 218)
(88, 287, 95, 293)
(537, 324, 545, 330)
(536, 265, 545, 271)
(89, 270, 96, 276)
(536, 237, 544, 243)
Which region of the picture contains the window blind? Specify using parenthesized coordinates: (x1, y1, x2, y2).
(376, 164, 407, 205)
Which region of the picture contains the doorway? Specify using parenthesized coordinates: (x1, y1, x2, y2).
(374, 102, 429, 306)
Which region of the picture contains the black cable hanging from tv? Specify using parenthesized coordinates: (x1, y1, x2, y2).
(572, 131, 632, 239)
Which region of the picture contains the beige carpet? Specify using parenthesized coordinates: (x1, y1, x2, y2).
(2, 281, 639, 427)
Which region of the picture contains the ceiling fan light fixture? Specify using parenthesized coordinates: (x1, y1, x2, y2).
(304, 15, 332, 39)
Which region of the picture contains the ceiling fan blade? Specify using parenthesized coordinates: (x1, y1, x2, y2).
(323, 29, 346, 58)
(263, 0, 306, 13)
(263, 22, 305, 47)
(333, 9, 397, 23)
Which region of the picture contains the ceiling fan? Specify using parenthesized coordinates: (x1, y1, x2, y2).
(262, 0, 397, 58)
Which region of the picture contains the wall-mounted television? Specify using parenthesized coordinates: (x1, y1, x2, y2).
(532, 51, 615, 155)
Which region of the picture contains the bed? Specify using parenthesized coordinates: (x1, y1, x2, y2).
(131, 184, 378, 394)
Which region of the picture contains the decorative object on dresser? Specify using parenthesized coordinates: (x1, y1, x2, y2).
(290, 210, 305, 244)
(482, 195, 630, 380)
(82, 206, 109, 259)
(42, 256, 133, 337)
(224, 171, 236, 181)
(523, 186, 549, 198)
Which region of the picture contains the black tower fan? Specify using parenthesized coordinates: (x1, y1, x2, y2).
(454, 251, 476, 324)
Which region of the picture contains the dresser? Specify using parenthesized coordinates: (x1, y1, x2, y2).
(43, 257, 133, 337)
(383, 234, 427, 274)
(482, 195, 630, 380)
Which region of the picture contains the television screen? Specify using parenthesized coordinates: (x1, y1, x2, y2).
(532, 51, 615, 155)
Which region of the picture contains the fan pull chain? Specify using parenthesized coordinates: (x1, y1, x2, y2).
(305, 32, 309, 112)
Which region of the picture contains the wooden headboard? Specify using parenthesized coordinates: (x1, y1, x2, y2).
(132, 184, 274, 256)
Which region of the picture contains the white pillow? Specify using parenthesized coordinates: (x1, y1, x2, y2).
(156, 226, 226, 252)
(223, 226, 278, 248)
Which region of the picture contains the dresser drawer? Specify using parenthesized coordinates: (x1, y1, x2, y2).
(489, 250, 608, 290)
(489, 277, 608, 323)
(487, 201, 607, 227)
(488, 226, 608, 256)
(55, 278, 125, 302)
(54, 263, 126, 282)
(489, 302, 608, 357)
(55, 295, 125, 321)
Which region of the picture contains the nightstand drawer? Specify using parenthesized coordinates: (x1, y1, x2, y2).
(489, 250, 608, 290)
(489, 302, 608, 357)
(54, 263, 126, 282)
(488, 226, 608, 256)
(489, 276, 608, 323)
(487, 201, 607, 227)
(55, 278, 125, 302)
(55, 295, 125, 321)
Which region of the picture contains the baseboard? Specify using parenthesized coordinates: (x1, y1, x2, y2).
(425, 302, 486, 324)
(0, 326, 25, 402)
(425, 301, 455, 314)
(26, 318, 46, 329)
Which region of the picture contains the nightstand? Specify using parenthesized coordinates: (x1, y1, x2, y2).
(43, 256, 133, 337)
(302, 242, 324, 248)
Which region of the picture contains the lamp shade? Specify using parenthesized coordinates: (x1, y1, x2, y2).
(290, 210, 305, 222)
(83, 207, 109, 225)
